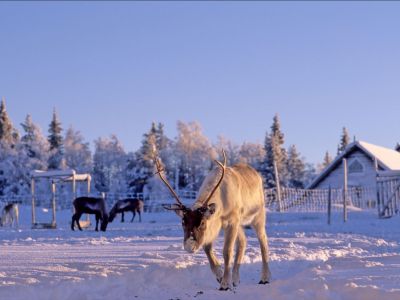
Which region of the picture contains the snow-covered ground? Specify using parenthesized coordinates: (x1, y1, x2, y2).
(1, 206, 399, 299)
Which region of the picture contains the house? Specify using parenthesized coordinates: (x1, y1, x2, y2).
(308, 140, 400, 190)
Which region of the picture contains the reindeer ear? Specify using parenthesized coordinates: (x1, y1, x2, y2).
(162, 204, 185, 218)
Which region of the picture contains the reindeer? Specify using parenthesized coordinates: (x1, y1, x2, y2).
(155, 150, 271, 290)
(71, 197, 109, 232)
(108, 198, 144, 223)
(0, 203, 19, 228)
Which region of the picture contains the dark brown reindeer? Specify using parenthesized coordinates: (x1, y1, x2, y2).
(71, 197, 109, 232)
(108, 198, 144, 223)
(155, 150, 271, 290)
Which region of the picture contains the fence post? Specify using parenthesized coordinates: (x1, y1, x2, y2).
(343, 158, 348, 222)
(374, 157, 382, 217)
(327, 186, 332, 225)
(51, 180, 56, 227)
(274, 161, 282, 212)
(31, 177, 36, 226)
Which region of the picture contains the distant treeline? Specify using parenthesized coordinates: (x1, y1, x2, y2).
(1, 98, 350, 197)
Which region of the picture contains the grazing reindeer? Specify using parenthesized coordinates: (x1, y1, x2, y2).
(155, 151, 271, 290)
(109, 199, 144, 223)
(71, 197, 109, 232)
(0, 203, 19, 228)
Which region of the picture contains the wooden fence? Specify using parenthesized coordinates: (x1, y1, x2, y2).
(265, 186, 376, 213)
(377, 176, 400, 218)
(0, 184, 396, 217)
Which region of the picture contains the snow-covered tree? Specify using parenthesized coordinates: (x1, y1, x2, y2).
(125, 122, 174, 194)
(338, 127, 350, 154)
(214, 135, 239, 166)
(303, 163, 317, 188)
(47, 109, 64, 169)
(0, 142, 29, 196)
(64, 126, 92, 173)
(261, 114, 288, 188)
(316, 151, 333, 173)
(0, 97, 18, 146)
(20, 114, 49, 171)
(155, 123, 169, 154)
(125, 124, 158, 194)
(0, 99, 24, 195)
(238, 141, 265, 170)
(175, 121, 214, 190)
(322, 151, 332, 168)
(286, 144, 306, 188)
(93, 135, 126, 193)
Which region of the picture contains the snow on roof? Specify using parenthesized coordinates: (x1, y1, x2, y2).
(308, 140, 400, 189)
(357, 141, 400, 170)
(31, 170, 75, 178)
(31, 169, 91, 181)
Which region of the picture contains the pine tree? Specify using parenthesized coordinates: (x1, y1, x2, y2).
(125, 123, 159, 194)
(286, 145, 306, 188)
(0, 97, 18, 146)
(338, 127, 350, 154)
(155, 122, 169, 152)
(47, 109, 64, 169)
(0, 99, 23, 195)
(322, 151, 332, 168)
(303, 163, 317, 187)
(262, 114, 288, 188)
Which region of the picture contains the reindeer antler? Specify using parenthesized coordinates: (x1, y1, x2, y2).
(154, 157, 184, 207)
(204, 149, 226, 206)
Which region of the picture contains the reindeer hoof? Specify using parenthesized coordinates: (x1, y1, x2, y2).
(219, 286, 230, 291)
(258, 280, 269, 285)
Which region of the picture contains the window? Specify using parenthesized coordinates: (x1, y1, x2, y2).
(348, 159, 364, 173)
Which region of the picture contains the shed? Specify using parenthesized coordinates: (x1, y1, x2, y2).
(308, 140, 400, 190)
(30, 169, 92, 229)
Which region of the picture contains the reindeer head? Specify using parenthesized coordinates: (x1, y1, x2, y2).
(155, 151, 226, 253)
(100, 214, 109, 231)
(108, 206, 117, 223)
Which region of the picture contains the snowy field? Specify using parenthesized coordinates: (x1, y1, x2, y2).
(1, 206, 400, 300)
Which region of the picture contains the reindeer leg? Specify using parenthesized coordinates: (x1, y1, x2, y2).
(71, 214, 76, 231)
(131, 211, 135, 222)
(220, 223, 239, 290)
(138, 211, 141, 223)
(95, 213, 100, 231)
(15, 206, 19, 228)
(252, 215, 271, 284)
(121, 212, 125, 223)
(76, 213, 83, 231)
(203, 243, 223, 283)
(232, 226, 247, 287)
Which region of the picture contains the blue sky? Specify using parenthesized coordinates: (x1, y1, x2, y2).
(1, 2, 400, 164)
